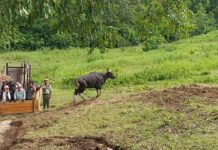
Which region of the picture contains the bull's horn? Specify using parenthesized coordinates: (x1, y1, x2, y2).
(107, 68, 112, 72)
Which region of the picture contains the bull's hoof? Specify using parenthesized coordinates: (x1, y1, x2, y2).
(96, 95, 100, 98)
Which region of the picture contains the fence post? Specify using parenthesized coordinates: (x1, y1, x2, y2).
(23, 63, 26, 87)
(6, 63, 8, 75)
(29, 65, 31, 82)
(32, 98, 35, 113)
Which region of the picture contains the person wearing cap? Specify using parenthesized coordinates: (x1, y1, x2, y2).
(42, 79, 52, 110)
(14, 84, 26, 101)
(2, 85, 11, 102)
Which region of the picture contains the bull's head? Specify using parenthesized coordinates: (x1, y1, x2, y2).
(106, 69, 115, 79)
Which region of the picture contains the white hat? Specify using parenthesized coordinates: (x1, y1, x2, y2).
(18, 84, 22, 88)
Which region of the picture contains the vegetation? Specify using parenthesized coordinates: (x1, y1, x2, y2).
(0, 29, 218, 150)
(0, 1, 218, 149)
(26, 96, 218, 149)
(0, 0, 218, 51)
(1, 30, 218, 90)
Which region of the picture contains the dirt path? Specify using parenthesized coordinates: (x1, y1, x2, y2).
(0, 120, 12, 145)
(8, 136, 124, 150)
(0, 120, 23, 150)
(0, 98, 125, 150)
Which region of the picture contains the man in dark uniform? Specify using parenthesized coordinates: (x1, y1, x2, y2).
(42, 79, 52, 110)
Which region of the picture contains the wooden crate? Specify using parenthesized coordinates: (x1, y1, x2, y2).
(0, 89, 42, 115)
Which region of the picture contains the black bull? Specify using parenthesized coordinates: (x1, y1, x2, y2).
(73, 69, 115, 104)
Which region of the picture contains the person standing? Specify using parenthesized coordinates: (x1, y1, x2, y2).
(8, 81, 16, 102)
(2, 85, 11, 103)
(26, 81, 36, 100)
(14, 84, 26, 101)
(42, 79, 52, 110)
(0, 81, 6, 100)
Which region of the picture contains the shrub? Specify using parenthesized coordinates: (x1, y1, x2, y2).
(48, 33, 75, 49)
(5, 20, 77, 50)
(118, 26, 140, 46)
(143, 35, 165, 52)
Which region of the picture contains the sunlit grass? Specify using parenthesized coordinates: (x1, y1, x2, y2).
(1, 30, 218, 149)
(0, 31, 218, 90)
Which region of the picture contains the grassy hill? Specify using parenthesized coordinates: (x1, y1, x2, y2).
(0, 31, 218, 149)
(1, 30, 218, 89)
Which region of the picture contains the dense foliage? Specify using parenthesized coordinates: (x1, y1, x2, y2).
(0, 0, 218, 52)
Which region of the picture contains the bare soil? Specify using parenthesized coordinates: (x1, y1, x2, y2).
(134, 84, 218, 111)
(1, 120, 124, 150)
(0, 120, 23, 150)
(0, 99, 125, 150)
(8, 136, 124, 150)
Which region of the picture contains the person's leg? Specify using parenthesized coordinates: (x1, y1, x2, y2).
(43, 96, 46, 110)
(47, 98, 50, 109)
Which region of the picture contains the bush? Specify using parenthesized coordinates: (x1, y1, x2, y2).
(12, 34, 45, 50)
(118, 26, 140, 46)
(142, 35, 165, 52)
(190, 4, 216, 35)
(48, 33, 75, 49)
(6, 20, 77, 50)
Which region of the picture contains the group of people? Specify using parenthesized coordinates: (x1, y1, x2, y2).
(0, 79, 52, 110)
(0, 80, 36, 102)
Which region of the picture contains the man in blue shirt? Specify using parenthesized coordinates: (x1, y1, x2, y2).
(14, 84, 26, 101)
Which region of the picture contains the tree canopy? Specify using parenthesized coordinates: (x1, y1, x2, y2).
(0, 0, 217, 52)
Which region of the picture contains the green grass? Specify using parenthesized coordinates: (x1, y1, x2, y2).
(1, 31, 218, 149)
(25, 97, 218, 149)
(0, 30, 218, 90)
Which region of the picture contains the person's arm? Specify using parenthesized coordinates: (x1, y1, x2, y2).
(14, 91, 17, 100)
(42, 85, 46, 93)
(2, 92, 6, 102)
(8, 92, 11, 100)
(23, 89, 26, 100)
(49, 85, 52, 95)
(33, 86, 37, 92)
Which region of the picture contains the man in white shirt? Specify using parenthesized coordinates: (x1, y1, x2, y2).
(2, 85, 11, 102)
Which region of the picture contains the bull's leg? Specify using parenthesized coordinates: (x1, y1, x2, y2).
(73, 88, 85, 105)
(96, 89, 102, 98)
(73, 94, 76, 105)
(73, 93, 86, 105)
(79, 93, 86, 100)
(73, 89, 78, 105)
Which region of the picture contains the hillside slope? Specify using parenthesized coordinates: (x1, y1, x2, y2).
(0, 30, 218, 90)
(0, 31, 218, 150)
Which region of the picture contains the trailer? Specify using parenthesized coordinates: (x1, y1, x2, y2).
(0, 63, 42, 115)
